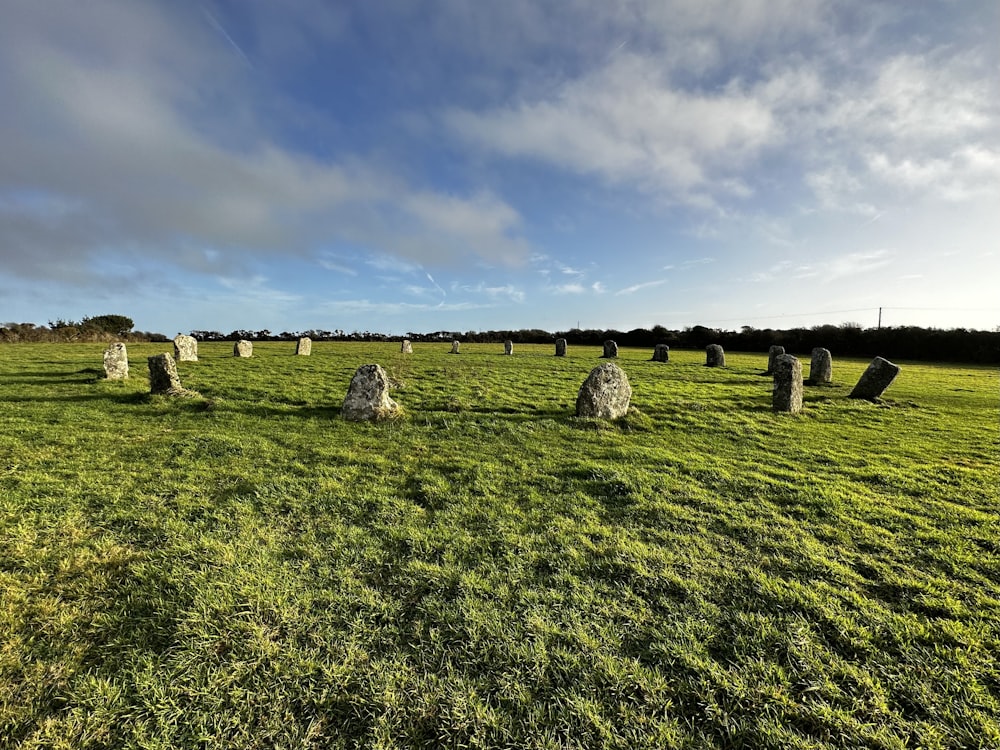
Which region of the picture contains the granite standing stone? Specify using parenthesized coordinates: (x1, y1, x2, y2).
(766, 345, 786, 374)
(148, 353, 198, 396)
(234, 340, 253, 357)
(808, 348, 833, 384)
(450, 340, 461, 354)
(602, 340, 619, 358)
(772, 354, 803, 413)
(576, 363, 632, 419)
(401, 339, 413, 354)
(103, 342, 129, 380)
(849, 357, 900, 400)
(651, 344, 670, 362)
(296, 337, 312, 356)
(555, 338, 567, 357)
(342, 364, 400, 421)
(173, 334, 198, 362)
(504, 340, 514, 355)
(706, 344, 725, 367)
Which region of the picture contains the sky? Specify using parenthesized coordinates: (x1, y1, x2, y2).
(1, 1, 998, 337)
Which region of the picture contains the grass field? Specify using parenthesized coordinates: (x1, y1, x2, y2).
(1, 341, 998, 749)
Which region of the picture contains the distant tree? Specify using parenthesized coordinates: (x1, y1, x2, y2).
(81, 314, 134, 335)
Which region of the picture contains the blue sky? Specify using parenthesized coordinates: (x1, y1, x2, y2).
(2, 1, 998, 336)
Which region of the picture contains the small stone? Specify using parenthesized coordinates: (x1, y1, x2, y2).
(576, 362, 632, 419)
(555, 338, 567, 357)
(808, 348, 832, 384)
(450, 340, 460, 354)
(234, 340, 252, 357)
(504, 340, 513, 355)
(602, 340, 618, 358)
(765, 345, 785, 374)
(401, 339, 413, 354)
(173, 334, 198, 362)
(706, 344, 725, 367)
(296, 337, 312, 356)
(651, 344, 670, 362)
(849, 357, 900, 400)
(148, 353, 198, 396)
(103, 342, 129, 379)
(342, 364, 401, 421)
(772, 354, 803, 413)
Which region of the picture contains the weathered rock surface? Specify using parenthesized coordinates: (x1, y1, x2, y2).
(766, 345, 785, 374)
(296, 337, 312, 356)
(504, 340, 514, 355)
(173, 334, 198, 362)
(342, 364, 401, 421)
(772, 354, 803, 413)
(234, 340, 252, 357)
(602, 340, 619, 358)
(808, 348, 833, 384)
(401, 339, 413, 354)
(450, 340, 461, 354)
(148, 353, 198, 396)
(555, 338, 567, 357)
(576, 362, 632, 419)
(706, 344, 725, 367)
(651, 344, 670, 362)
(849, 357, 900, 400)
(103, 342, 129, 379)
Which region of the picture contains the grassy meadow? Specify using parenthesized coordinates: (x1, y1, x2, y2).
(1, 341, 998, 749)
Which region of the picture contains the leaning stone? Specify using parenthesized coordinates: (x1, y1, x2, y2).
(772, 354, 803, 413)
(706, 344, 725, 367)
(103, 342, 129, 379)
(296, 337, 312, 356)
(234, 340, 252, 358)
(765, 345, 785, 374)
(173, 334, 198, 362)
(342, 364, 401, 421)
(849, 357, 900, 400)
(651, 344, 670, 363)
(602, 340, 618, 358)
(401, 339, 413, 354)
(555, 338, 567, 357)
(808, 348, 833, 384)
(148, 353, 198, 396)
(504, 340, 514, 355)
(450, 340, 460, 354)
(576, 362, 632, 419)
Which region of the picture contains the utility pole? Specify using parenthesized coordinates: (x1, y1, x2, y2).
(877, 307, 882, 330)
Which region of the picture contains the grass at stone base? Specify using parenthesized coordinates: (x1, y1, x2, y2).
(0, 342, 997, 749)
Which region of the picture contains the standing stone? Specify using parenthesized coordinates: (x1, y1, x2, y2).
(401, 339, 413, 354)
(765, 345, 785, 374)
(296, 337, 312, 356)
(173, 334, 198, 362)
(148, 353, 197, 396)
(651, 344, 670, 363)
(602, 340, 619, 358)
(576, 363, 632, 419)
(450, 340, 461, 354)
(342, 364, 400, 421)
(772, 354, 803, 413)
(504, 340, 514, 355)
(808, 348, 833, 384)
(555, 338, 567, 357)
(234, 340, 253, 358)
(103, 342, 129, 380)
(706, 344, 726, 367)
(849, 357, 900, 400)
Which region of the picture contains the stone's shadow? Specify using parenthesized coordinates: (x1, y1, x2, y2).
(3, 391, 149, 404)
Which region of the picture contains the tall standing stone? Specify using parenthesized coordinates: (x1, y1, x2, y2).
(765, 345, 785, 374)
(602, 340, 619, 358)
(849, 357, 900, 400)
(296, 337, 312, 356)
(772, 354, 803, 413)
(173, 334, 198, 362)
(576, 362, 632, 419)
(808, 348, 833, 384)
(504, 340, 514, 355)
(342, 364, 400, 421)
(651, 344, 670, 362)
(401, 339, 413, 354)
(706, 344, 725, 367)
(148, 353, 197, 396)
(103, 342, 129, 380)
(555, 338, 567, 357)
(450, 340, 461, 354)
(234, 340, 253, 358)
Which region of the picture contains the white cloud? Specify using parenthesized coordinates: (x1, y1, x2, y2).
(616, 279, 666, 295)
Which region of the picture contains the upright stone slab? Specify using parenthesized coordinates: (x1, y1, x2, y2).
(772, 354, 803, 413)
(766, 345, 785, 374)
(504, 340, 514, 355)
(296, 337, 312, 356)
(173, 334, 198, 362)
(576, 363, 632, 419)
(234, 340, 252, 358)
(849, 357, 900, 400)
(450, 340, 461, 354)
(706, 344, 725, 367)
(103, 342, 129, 380)
(342, 364, 400, 421)
(555, 338, 567, 357)
(148, 353, 197, 396)
(651, 344, 670, 363)
(401, 339, 413, 354)
(602, 340, 618, 358)
(808, 348, 833, 384)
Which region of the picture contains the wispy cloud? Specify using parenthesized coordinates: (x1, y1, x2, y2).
(616, 279, 666, 296)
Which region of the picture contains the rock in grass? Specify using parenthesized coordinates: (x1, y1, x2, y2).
(296, 337, 312, 356)
(808, 347, 832, 384)
(504, 340, 514, 355)
(342, 364, 400, 421)
(148, 353, 198, 396)
(401, 339, 413, 354)
(555, 338, 567, 357)
(705, 344, 725, 367)
(651, 344, 670, 362)
(602, 340, 619, 358)
(849, 357, 900, 400)
(173, 334, 198, 362)
(103, 342, 129, 379)
(772, 354, 803, 413)
(766, 345, 785, 374)
(234, 340, 252, 357)
(576, 362, 632, 419)
(450, 340, 461, 354)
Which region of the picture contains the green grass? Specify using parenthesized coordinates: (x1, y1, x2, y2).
(1, 342, 998, 749)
